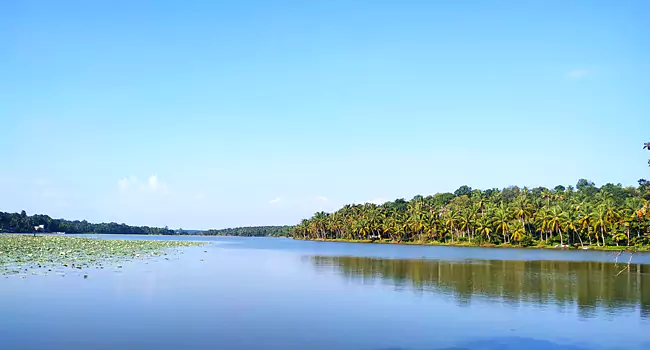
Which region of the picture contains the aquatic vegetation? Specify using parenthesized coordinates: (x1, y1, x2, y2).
(0, 235, 206, 276)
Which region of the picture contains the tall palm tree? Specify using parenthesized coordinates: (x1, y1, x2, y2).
(592, 205, 609, 246)
(534, 208, 550, 244)
(577, 204, 595, 246)
(475, 215, 493, 243)
(422, 211, 439, 242)
(509, 222, 526, 243)
(494, 206, 510, 244)
(512, 196, 532, 235)
(406, 202, 425, 241)
(547, 206, 569, 246)
(622, 198, 642, 245)
(459, 209, 475, 242)
(564, 206, 583, 248)
(292, 179, 650, 248)
(443, 209, 460, 243)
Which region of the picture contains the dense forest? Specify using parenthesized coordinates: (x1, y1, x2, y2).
(292, 179, 650, 248)
(0, 211, 174, 235)
(0, 210, 291, 237)
(201, 226, 292, 237)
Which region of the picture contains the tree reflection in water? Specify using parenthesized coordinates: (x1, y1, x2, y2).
(311, 256, 650, 319)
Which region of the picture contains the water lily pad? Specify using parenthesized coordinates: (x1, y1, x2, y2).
(0, 235, 206, 276)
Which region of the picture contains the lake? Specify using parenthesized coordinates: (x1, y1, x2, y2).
(2, 236, 650, 350)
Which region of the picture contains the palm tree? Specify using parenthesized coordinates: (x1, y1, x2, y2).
(459, 209, 475, 242)
(592, 206, 609, 246)
(620, 199, 637, 245)
(512, 196, 532, 235)
(422, 212, 439, 242)
(407, 202, 425, 241)
(443, 209, 460, 243)
(547, 206, 569, 246)
(509, 222, 526, 243)
(577, 205, 595, 246)
(494, 206, 510, 244)
(611, 222, 627, 246)
(564, 206, 583, 248)
(533, 209, 548, 244)
(292, 179, 650, 249)
(475, 215, 493, 243)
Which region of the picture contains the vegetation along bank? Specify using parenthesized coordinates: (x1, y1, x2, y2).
(292, 179, 650, 249)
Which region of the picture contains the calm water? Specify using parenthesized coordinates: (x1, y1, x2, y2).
(2, 236, 650, 350)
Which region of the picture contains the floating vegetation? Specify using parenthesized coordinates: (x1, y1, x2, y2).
(0, 235, 206, 276)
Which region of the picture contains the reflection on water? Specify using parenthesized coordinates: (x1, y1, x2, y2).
(311, 256, 650, 319)
(380, 336, 591, 350)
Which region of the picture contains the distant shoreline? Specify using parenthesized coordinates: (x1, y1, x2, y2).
(294, 238, 650, 252)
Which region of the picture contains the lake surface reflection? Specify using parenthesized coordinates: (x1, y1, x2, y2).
(2, 236, 649, 350)
(311, 256, 650, 320)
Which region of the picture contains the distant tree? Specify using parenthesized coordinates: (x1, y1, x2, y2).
(454, 185, 472, 197)
(576, 179, 598, 197)
(0, 210, 175, 234)
(576, 179, 595, 191)
(201, 226, 293, 237)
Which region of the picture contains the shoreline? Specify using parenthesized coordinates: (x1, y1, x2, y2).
(294, 238, 650, 252)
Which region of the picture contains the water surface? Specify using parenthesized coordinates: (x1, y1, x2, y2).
(2, 236, 649, 350)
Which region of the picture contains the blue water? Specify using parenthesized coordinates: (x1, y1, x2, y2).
(2, 236, 649, 350)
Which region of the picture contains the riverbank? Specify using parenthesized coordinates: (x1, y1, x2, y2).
(294, 238, 650, 252)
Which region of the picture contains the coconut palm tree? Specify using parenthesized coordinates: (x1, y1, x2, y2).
(422, 212, 439, 242)
(291, 179, 650, 249)
(459, 209, 476, 242)
(592, 206, 609, 246)
(443, 209, 460, 243)
(494, 206, 510, 244)
(547, 206, 569, 246)
(510, 222, 526, 243)
(532, 210, 544, 244)
(564, 206, 583, 248)
(512, 196, 532, 235)
(475, 215, 493, 243)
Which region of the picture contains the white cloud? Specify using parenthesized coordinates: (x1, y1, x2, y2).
(567, 69, 589, 78)
(146, 175, 169, 194)
(148, 175, 159, 189)
(268, 197, 282, 204)
(314, 196, 329, 202)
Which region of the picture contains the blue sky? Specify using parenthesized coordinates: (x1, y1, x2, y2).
(1, 0, 648, 229)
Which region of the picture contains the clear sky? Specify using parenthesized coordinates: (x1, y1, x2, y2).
(1, 0, 648, 229)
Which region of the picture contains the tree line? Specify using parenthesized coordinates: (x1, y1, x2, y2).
(292, 179, 650, 248)
(0, 210, 174, 235)
(0, 210, 292, 237)
(201, 226, 292, 237)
